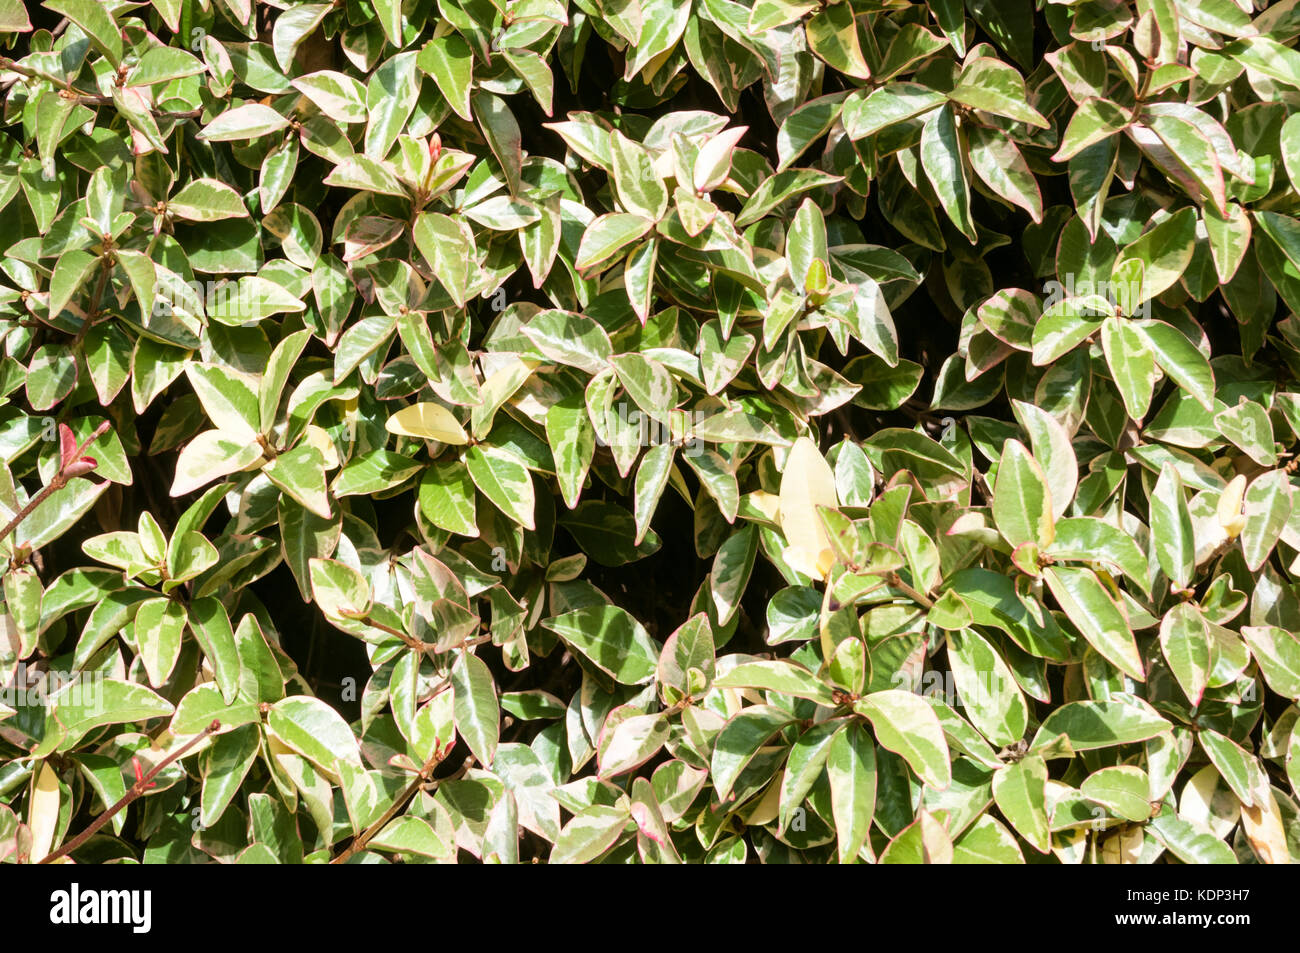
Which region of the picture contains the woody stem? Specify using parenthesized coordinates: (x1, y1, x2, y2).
(38, 720, 221, 864)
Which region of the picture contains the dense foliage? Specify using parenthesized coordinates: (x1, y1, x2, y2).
(1, 0, 1300, 865)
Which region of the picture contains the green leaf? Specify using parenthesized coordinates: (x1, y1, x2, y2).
(46, 0, 122, 66)
(946, 628, 1027, 747)
(418, 460, 479, 537)
(599, 711, 670, 778)
(474, 90, 523, 195)
(965, 0, 1032, 68)
(714, 660, 834, 705)
(279, 495, 341, 602)
(331, 450, 422, 498)
(920, 105, 976, 242)
(779, 719, 842, 831)
(263, 443, 331, 519)
(1198, 730, 1266, 807)
(710, 705, 796, 800)
(952, 816, 1025, 864)
(1081, 765, 1151, 823)
(1150, 463, 1195, 590)
(544, 394, 595, 512)
(551, 804, 630, 864)
(627, 0, 691, 75)
(267, 696, 362, 780)
(466, 444, 536, 530)
(776, 93, 847, 171)
(1144, 113, 1227, 214)
(308, 558, 372, 623)
(55, 677, 172, 744)
(169, 179, 249, 222)
(1215, 399, 1277, 467)
(806, 3, 870, 80)
(826, 722, 876, 863)
(452, 652, 499, 767)
(1101, 316, 1158, 421)
(560, 501, 661, 566)
(950, 58, 1047, 129)
(991, 755, 1050, 853)
(1031, 700, 1170, 752)
(966, 125, 1042, 223)
(854, 690, 951, 789)
(710, 524, 758, 625)
(1148, 812, 1237, 864)
(188, 597, 242, 704)
(992, 439, 1054, 550)
(633, 443, 674, 544)
(1135, 320, 1215, 412)
(371, 815, 454, 859)
(1240, 470, 1292, 572)
(199, 104, 291, 142)
(135, 597, 187, 688)
(1116, 207, 1197, 305)
(186, 363, 261, 439)
(1240, 626, 1300, 701)
(171, 684, 261, 736)
(413, 212, 475, 307)
(417, 34, 474, 121)
(610, 131, 668, 221)
(365, 52, 419, 159)
(575, 213, 655, 271)
(1043, 566, 1144, 681)
(1204, 203, 1251, 283)
(543, 606, 660, 685)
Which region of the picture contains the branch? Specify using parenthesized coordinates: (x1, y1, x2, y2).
(0, 57, 203, 121)
(329, 747, 463, 865)
(359, 615, 430, 652)
(70, 257, 111, 350)
(0, 421, 111, 548)
(886, 572, 935, 610)
(360, 616, 491, 655)
(38, 720, 221, 864)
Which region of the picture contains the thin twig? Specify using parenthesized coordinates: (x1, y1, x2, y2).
(0, 483, 65, 548)
(0, 422, 110, 547)
(360, 616, 490, 655)
(70, 258, 110, 350)
(38, 720, 221, 864)
(0, 57, 203, 121)
(329, 749, 464, 865)
(886, 572, 935, 610)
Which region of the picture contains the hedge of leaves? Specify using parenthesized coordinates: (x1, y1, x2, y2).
(2, 0, 1300, 866)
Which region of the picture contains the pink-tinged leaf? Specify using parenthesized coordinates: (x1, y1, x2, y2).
(629, 803, 667, 846)
(63, 458, 98, 479)
(59, 424, 77, 469)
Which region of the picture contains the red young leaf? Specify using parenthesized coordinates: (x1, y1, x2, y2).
(63, 458, 98, 479)
(59, 424, 77, 469)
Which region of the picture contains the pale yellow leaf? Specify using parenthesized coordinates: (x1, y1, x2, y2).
(1051, 827, 1087, 864)
(1101, 824, 1144, 864)
(743, 774, 782, 827)
(748, 490, 781, 523)
(28, 761, 60, 863)
(303, 424, 341, 469)
(1180, 764, 1240, 839)
(693, 126, 749, 193)
(385, 402, 469, 444)
(1217, 473, 1247, 539)
(778, 437, 838, 579)
(1241, 788, 1291, 864)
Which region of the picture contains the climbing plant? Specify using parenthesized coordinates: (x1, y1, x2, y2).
(1, 0, 1299, 864)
